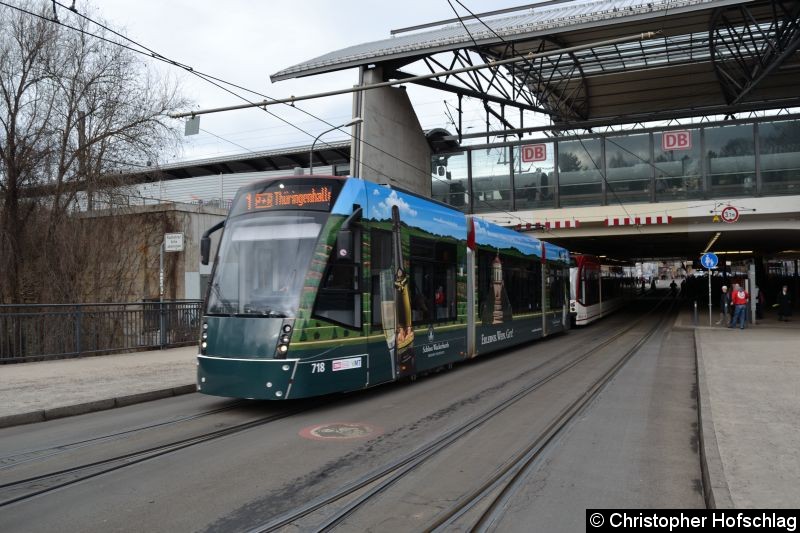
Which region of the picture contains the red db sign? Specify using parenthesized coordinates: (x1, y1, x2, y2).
(662, 130, 692, 151)
(521, 144, 547, 163)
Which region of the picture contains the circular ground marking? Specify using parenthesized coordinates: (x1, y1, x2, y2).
(299, 422, 382, 441)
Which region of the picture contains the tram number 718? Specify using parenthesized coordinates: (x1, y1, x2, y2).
(311, 362, 326, 373)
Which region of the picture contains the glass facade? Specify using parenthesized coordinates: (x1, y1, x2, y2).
(431, 151, 469, 212)
(513, 143, 555, 210)
(758, 121, 800, 196)
(706, 123, 756, 197)
(471, 147, 511, 213)
(605, 133, 651, 203)
(430, 116, 800, 213)
(653, 128, 703, 201)
(558, 139, 603, 206)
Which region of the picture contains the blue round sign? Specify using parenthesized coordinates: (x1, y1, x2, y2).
(701, 252, 719, 269)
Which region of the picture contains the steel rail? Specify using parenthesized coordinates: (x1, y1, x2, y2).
(250, 297, 668, 532)
(0, 400, 247, 471)
(430, 301, 677, 532)
(0, 403, 316, 508)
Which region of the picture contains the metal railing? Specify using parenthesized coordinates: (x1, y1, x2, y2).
(0, 301, 203, 363)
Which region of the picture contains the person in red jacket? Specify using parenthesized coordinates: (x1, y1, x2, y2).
(729, 285, 749, 329)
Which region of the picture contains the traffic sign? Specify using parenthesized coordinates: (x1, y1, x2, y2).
(164, 232, 185, 252)
(701, 252, 719, 269)
(720, 205, 739, 224)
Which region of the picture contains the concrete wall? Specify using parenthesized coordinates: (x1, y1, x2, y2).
(354, 67, 431, 196)
(171, 207, 227, 299)
(86, 204, 226, 301)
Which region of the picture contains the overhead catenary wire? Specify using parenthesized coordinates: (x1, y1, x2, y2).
(166, 31, 658, 119)
(72, 2, 554, 225)
(2, 0, 538, 226)
(448, 0, 657, 230)
(4, 1, 668, 232)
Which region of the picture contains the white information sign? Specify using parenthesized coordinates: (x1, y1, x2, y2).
(164, 233, 185, 252)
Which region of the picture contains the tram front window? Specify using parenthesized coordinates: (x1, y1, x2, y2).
(206, 211, 326, 317)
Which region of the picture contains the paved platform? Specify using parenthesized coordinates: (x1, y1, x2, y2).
(1, 307, 798, 510)
(0, 346, 197, 428)
(675, 305, 800, 508)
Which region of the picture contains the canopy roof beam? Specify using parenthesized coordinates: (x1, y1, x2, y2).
(710, 0, 800, 105)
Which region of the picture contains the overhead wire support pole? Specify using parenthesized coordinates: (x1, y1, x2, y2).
(169, 31, 660, 119)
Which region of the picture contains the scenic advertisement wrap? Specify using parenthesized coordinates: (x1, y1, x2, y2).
(197, 176, 570, 400)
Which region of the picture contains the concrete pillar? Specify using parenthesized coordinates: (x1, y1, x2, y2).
(352, 66, 431, 196)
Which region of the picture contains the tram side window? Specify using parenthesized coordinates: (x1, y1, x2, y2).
(370, 230, 393, 327)
(410, 237, 456, 324)
(477, 251, 540, 316)
(549, 265, 566, 308)
(581, 267, 600, 306)
(313, 229, 361, 329)
(503, 255, 539, 313)
(531, 262, 542, 310)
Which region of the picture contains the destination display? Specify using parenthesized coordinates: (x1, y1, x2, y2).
(233, 182, 337, 214)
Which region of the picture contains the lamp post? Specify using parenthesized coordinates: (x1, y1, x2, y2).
(309, 117, 362, 175)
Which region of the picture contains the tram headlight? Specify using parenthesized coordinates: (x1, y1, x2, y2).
(202, 332, 208, 340)
(280, 334, 290, 344)
(202, 322, 208, 330)
(277, 344, 289, 355)
(201, 341, 207, 349)
(282, 324, 292, 333)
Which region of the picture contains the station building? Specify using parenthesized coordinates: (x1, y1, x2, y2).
(125, 0, 799, 301)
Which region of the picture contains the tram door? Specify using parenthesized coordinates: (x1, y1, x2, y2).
(369, 220, 415, 384)
(542, 261, 550, 337)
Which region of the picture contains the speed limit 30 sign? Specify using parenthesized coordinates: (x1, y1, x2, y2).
(721, 205, 739, 223)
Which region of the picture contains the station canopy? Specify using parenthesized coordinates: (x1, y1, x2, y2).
(272, 0, 800, 129)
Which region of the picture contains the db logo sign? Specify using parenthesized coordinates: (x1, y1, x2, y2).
(662, 130, 692, 151)
(521, 144, 547, 163)
(721, 205, 739, 223)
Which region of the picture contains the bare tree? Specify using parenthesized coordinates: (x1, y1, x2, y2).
(0, 2, 188, 303)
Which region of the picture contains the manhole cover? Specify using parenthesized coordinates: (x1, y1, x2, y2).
(299, 422, 381, 441)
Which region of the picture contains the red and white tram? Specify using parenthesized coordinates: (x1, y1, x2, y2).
(569, 254, 634, 326)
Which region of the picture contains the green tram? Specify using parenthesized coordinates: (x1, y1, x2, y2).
(197, 176, 571, 400)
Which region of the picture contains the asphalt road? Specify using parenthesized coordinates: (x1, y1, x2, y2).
(0, 301, 702, 532)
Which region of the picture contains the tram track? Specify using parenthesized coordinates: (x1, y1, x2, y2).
(0, 400, 248, 471)
(431, 301, 677, 532)
(0, 402, 316, 508)
(247, 298, 673, 532)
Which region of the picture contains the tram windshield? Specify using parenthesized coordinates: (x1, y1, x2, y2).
(206, 211, 326, 317)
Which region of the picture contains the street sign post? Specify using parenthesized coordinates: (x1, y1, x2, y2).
(701, 252, 719, 325)
(160, 233, 185, 347)
(164, 232, 185, 252)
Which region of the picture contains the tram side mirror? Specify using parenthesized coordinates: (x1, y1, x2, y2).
(200, 236, 211, 265)
(336, 230, 353, 262)
(200, 219, 225, 266)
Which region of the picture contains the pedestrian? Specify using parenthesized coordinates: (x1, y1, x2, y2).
(670, 279, 678, 298)
(755, 285, 765, 320)
(729, 284, 749, 329)
(716, 285, 730, 325)
(777, 285, 792, 322)
(728, 283, 739, 326)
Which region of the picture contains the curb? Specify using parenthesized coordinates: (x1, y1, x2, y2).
(694, 329, 735, 509)
(0, 384, 197, 429)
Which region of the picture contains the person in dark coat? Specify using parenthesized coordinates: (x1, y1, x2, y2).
(716, 285, 730, 325)
(777, 285, 792, 321)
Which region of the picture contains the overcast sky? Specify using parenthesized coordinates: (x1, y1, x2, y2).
(90, 0, 548, 164)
